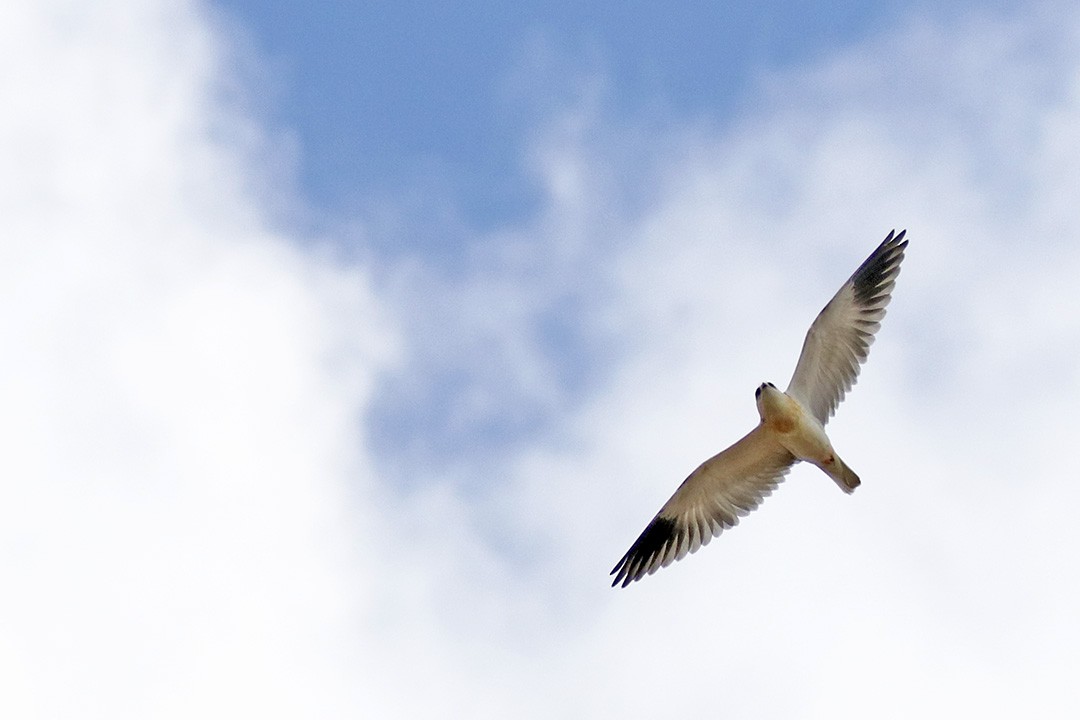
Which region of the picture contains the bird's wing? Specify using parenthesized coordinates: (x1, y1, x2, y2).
(610, 425, 796, 587)
(785, 230, 907, 425)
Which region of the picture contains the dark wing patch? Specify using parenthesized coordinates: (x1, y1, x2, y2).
(610, 517, 678, 588)
(851, 229, 907, 306)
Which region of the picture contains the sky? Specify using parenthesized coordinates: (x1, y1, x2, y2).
(3, 0, 1080, 717)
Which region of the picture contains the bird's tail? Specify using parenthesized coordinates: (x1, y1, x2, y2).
(828, 455, 861, 494)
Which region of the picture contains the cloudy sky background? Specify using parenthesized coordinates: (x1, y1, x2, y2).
(4, 0, 1080, 717)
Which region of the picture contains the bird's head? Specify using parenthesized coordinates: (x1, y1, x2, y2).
(755, 381, 778, 417)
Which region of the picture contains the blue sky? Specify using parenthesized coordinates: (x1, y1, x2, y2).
(219, 0, 931, 235)
(5, 0, 1080, 717)
(215, 0, 982, 479)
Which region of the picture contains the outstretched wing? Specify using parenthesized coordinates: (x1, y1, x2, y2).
(786, 230, 907, 425)
(610, 426, 796, 588)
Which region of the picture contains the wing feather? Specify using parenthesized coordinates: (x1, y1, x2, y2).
(786, 230, 907, 424)
(610, 425, 796, 587)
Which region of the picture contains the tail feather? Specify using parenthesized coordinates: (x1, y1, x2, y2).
(828, 455, 861, 494)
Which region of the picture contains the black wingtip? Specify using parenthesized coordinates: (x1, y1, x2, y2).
(850, 229, 907, 304)
(883, 228, 908, 248)
(610, 516, 679, 588)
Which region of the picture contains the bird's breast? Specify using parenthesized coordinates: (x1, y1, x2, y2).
(759, 388, 802, 434)
(762, 393, 833, 462)
(769, 414, 797, 433)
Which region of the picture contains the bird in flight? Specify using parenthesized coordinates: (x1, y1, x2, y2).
(611, 230, 907, 587)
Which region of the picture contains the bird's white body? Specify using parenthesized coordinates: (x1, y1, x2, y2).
(756, 382, 857, 493)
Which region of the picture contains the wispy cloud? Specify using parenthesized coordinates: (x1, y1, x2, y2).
(5, 1, 1080, 718)
(370, 6, 1080, 718)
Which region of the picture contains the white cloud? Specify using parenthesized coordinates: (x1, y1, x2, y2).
(0, 0, 392, 716)
(6, 0, 1080, 718)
